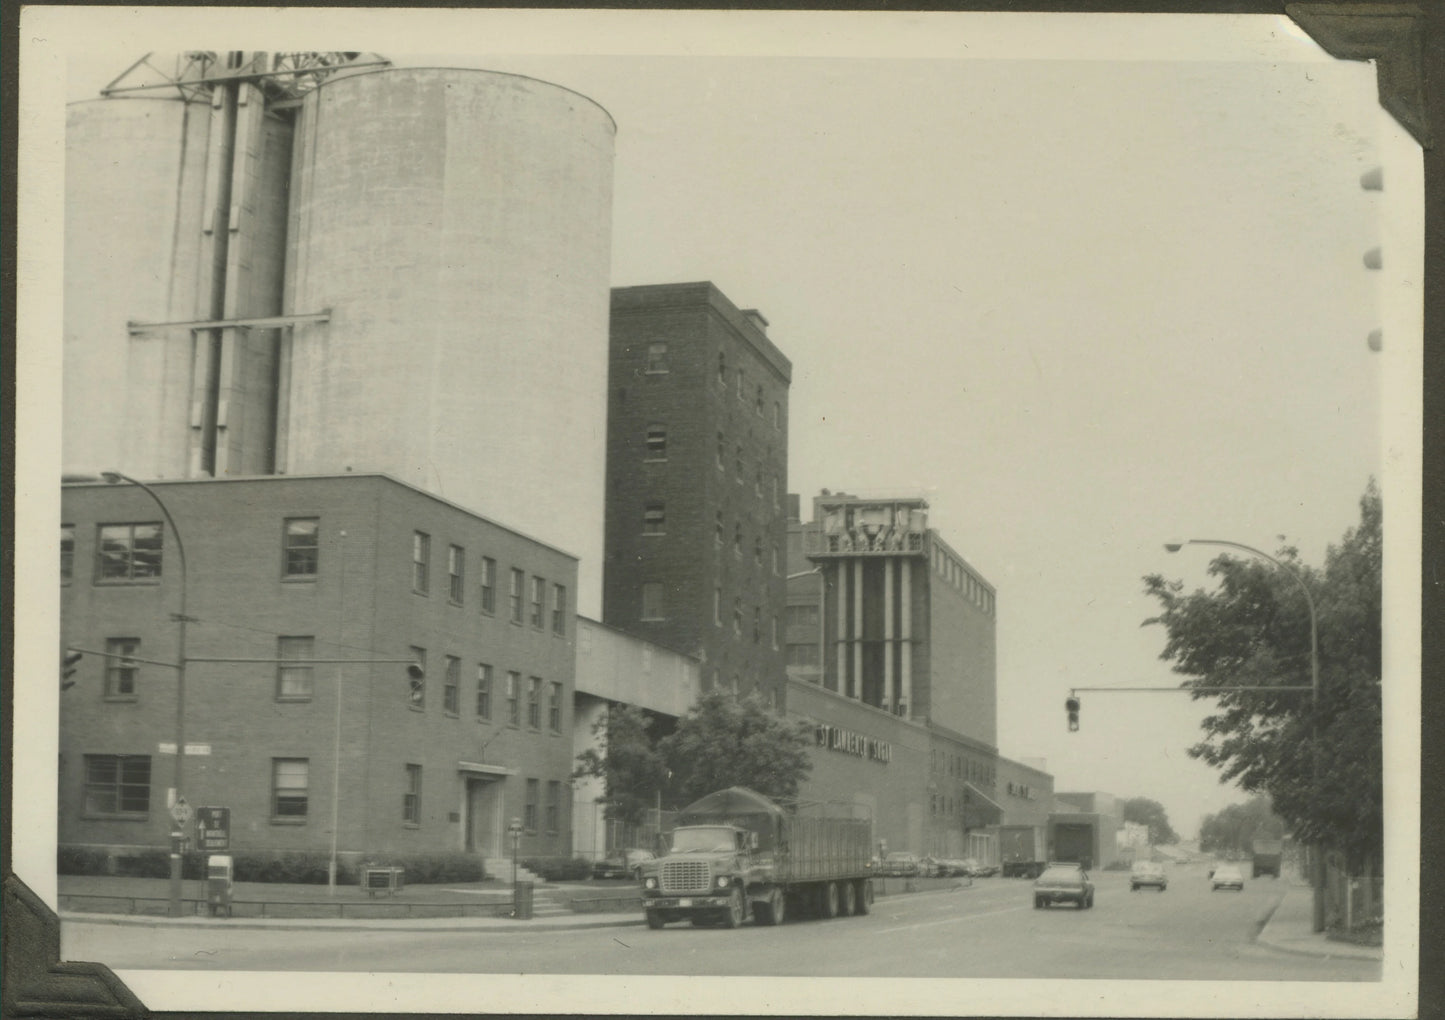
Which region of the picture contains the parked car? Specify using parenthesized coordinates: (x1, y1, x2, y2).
(1130, 860, 1168, 892)
(592, 849, 655, 881)
(881, 851, 922, 877)
(1033, 862, 1095, 909)
(961, 858, 999, 878)
(1210, 864, 1245, 891)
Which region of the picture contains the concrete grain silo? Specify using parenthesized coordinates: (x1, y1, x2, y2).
(65, 55, 294, 480)
(281, 68, 615, 615)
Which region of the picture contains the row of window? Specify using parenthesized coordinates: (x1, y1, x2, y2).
(638, 341, 785, 431)
(932, 748, 997, 786)
(1005, 780, 1038, 800)
(89, 635, 563, 732)
(81, 754, 563, 834)
(709, 588, 781, 648)
(412, 532, 568, 636)
(405, 650, 564, 731)
(933, 547, 995, 616)
(639, 505, 782, 567)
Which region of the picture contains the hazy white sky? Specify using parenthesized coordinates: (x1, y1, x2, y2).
(52, 13, 1388, 840)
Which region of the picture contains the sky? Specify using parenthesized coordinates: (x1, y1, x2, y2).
(48, 12, 1396, 844)
(21, 8, 1421, 1016)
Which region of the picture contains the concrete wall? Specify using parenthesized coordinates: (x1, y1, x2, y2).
(919, 535, 997, 746)
(283, 69, 615, 618)
(64, 97, 213, 479)
(59, 474, 578, 861)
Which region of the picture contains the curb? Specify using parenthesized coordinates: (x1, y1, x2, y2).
(1251, 888, 1383, 962)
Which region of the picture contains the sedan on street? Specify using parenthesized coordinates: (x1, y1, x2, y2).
(1130, 860, 1168, 892)
(1211, 864, 1245, 891)
(1033, 862, 1095, 909)
(882, 852, 922, 877)
(592, 849, 655, 881)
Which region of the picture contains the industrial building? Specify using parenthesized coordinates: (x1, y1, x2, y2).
(603, 282, 792, 708)
(59, 474, 579, 873)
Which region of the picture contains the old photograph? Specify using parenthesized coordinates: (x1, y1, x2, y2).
(13, 6, 1423, 1017)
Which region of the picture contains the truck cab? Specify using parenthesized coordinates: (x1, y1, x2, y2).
(641, 824, 761, 928)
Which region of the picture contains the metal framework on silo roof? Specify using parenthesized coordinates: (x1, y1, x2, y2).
(98, 51, 391, 106)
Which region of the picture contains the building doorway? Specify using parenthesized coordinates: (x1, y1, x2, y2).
(463, 777, 502, 858)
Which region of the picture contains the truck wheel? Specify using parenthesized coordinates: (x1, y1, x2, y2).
(820, 882, 839, 919)
(645, 910, 666, 929)
(722, 887, 744, 929)
(854, 880, 873, 915)
(760, 890, 786, 926)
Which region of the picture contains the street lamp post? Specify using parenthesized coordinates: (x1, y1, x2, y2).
(1166, 538, 1325, 933)
(96, 471, 192, 919)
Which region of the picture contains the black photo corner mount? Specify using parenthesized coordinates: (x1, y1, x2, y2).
(1287, 2, 1432, 148)
(8, 6, 1433, 1019)
(2, 874, 149, 1019)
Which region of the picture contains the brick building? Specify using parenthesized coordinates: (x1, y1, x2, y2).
(603, 282, 792, 707)
(59, 474, 578, 873)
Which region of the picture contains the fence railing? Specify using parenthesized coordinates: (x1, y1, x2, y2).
(1322, 853, 1383, 933)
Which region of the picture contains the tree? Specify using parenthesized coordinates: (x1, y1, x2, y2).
(1121, 797, 1179, 845)
(1198, 795, 1286, 856)
(1142, 481, 1382, 872)
(658, 690, 814, 806)
(573, 703, 667, 828)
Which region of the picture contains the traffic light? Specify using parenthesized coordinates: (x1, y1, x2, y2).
(1065, 696, 1080, 732)
(61, 650, 83, 690)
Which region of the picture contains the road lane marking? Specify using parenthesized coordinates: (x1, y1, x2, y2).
(877, 904, 1029, 933)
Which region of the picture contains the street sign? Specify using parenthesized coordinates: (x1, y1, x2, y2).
(169, 796, 194, 827)
(196, 806, 231, 851)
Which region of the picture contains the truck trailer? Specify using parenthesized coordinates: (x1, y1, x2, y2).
(639, 787, 874, 929)
(1046, 813, 1116, 871)
(1250, 838, 1284, 878)
(996, 825, 1047, 878)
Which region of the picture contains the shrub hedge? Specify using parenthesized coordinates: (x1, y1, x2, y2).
(522, 856, 592, 881)
(58, 847, 487, 885)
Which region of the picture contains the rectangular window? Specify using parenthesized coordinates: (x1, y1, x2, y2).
(546, 780, 560, 834)
(479, 556, 496, 614)
(83, 754, 150, 815)
(271, 758, 309, 819)
(716, 432, 725, 469)
(787, 605, 820, 630)
(476, 663, 493, 720)
(412, 532, 430, 594)
(646, 341, 668, 373)
(551, 584, 567, 636)
(408, 646, 426, 708)
(530, 576, 545, 628)
(448, 545, 465, 604)
(444, 656, 460, 715)
(283, 518, 319, 578)
(509, 569, 524, 623)
(787, 643, 820, 668)
(104, 637, 139, 698)
(645, 425, 667, 459)
(403, 764, 422, 824)
(548, 681, 562, 732)
(96, 522, 163, 581)
(506, 671, 520, 726)
(642, 502, 665, 535)
(641, 582, 664, 621)
(61, 524, 74, 583)
(276, 636, 314, 701)
(714, 587, 722, 626)
(525, 778, 539, 832)
(527, 676, 542, 729)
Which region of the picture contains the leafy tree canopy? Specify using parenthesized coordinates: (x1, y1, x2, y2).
(573, 703, 666, 827)
(1198, 795, 1286, 855)
(1142, 481, 1382, 870)
(1121, 796, 1179, 845)
(658, 690, 814, 807)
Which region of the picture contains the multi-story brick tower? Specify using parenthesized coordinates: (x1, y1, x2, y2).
(603, 282, 792, 707)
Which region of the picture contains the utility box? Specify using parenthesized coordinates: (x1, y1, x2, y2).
(362, 865, 405, 897)
(206, 855, 233, 917)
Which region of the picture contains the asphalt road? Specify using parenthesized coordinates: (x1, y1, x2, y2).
(63, 868, 1380, 981)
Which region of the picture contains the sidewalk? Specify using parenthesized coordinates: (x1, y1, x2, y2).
(1255, 879, 1383, 962)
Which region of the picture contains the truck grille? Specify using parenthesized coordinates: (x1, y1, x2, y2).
(660, 860, 712, 895)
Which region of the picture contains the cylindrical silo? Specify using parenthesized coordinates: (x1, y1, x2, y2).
(282, 68, 615, 616)
(64, 95, 212, 478)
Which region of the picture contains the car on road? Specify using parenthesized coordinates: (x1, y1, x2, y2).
(1130, 860, 1168, 892)
(592, 849, 655, 881)
(881, 851, 922, 877)
(961, 858, 999, 878)
(1033, 862, 1095, 909)
(1210, 864, 1245, 891)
